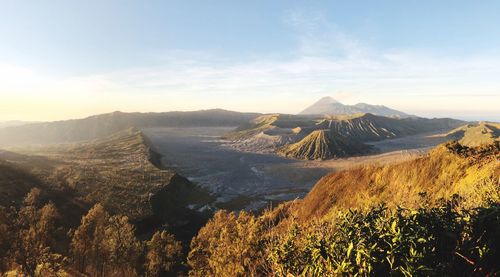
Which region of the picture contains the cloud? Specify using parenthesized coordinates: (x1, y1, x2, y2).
(283, 10, 367, 58)
(1, 10, 499, 121)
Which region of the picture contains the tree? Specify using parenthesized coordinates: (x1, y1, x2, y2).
(188, 210, 266, 277)
(11, 198, 59, 277)
(0, 206, 14, 272)
(71, 204, 143, 277)
(104, 215, 143, 276)
(145, 230, 182, 276)
(70, 203, 110, 276)
(23, 187, 42, 207)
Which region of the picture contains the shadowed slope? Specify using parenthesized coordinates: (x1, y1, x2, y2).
(0, 160, 43, 206)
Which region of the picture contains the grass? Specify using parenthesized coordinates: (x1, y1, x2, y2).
(292, 141, 500, 221)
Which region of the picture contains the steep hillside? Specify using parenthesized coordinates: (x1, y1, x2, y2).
(278, 129, 371, 160)
(444, 122, 500, 147)
(1, 129, 213, 227)
(0, 109, 260, 146)
(293, 141, 500, 220)
(33, 129, 212, 221)
(299, 96, 411, 118)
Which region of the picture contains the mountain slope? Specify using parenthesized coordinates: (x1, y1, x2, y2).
(0, 120, 38, 128)
(321, 113, 463, 141)
(0, 109, 260, 146)
(39, 128, 213, 221)
(293, 141, 500, 220)
(0, 159, 43, 206)
(278, 129, 371, 160)
(0, 128, 213, 225)
(444, 122, 500, 147)
(0, 154, 89, 227)
(299, 96, 411, 118)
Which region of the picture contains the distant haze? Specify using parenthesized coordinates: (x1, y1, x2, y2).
(0, 1, 499, 122)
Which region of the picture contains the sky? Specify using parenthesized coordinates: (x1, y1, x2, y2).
(0, 0, 499, 121)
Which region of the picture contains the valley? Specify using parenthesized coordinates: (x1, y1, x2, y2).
(142, 126, 452, 211)
(0, 107, 475, 215)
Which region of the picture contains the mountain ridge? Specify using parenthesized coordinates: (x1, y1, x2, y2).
(0, 109, 260, 146)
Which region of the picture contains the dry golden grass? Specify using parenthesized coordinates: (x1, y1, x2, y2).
(293, 142, 500, 221)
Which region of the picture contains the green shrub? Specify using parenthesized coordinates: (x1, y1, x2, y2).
(267, 200, 499, 276)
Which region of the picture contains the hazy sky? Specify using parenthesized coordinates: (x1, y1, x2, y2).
(0, 0, 499, 121)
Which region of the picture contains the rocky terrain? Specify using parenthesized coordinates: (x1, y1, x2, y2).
(228, 112, 463, 160)
(278, 129, 372, 160)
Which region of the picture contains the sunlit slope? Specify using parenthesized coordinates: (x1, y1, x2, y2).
(444, 122, 500, 147)
(293, 141, 499, 220)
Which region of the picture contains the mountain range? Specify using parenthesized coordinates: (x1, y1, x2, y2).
(0, 109, 259, 146)
(299, 96, 411, 118)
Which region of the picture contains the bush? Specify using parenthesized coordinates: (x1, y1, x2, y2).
(267, 201, 499, 276)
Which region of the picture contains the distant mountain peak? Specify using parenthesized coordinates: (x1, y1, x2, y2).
(316, 96, 340, 104)
(300, 96, 411, 118)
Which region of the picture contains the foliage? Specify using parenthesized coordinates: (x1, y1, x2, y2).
(10, 188, 62, 277)
(0, 206, 15, 272)
(0, 188, 184, 276)
(269, 200, 499, 276)
(145, 230, 182, 276)
(70, 204, 145, 276)
(188, 198, 499, 276)
(188, 210, 270, 276)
